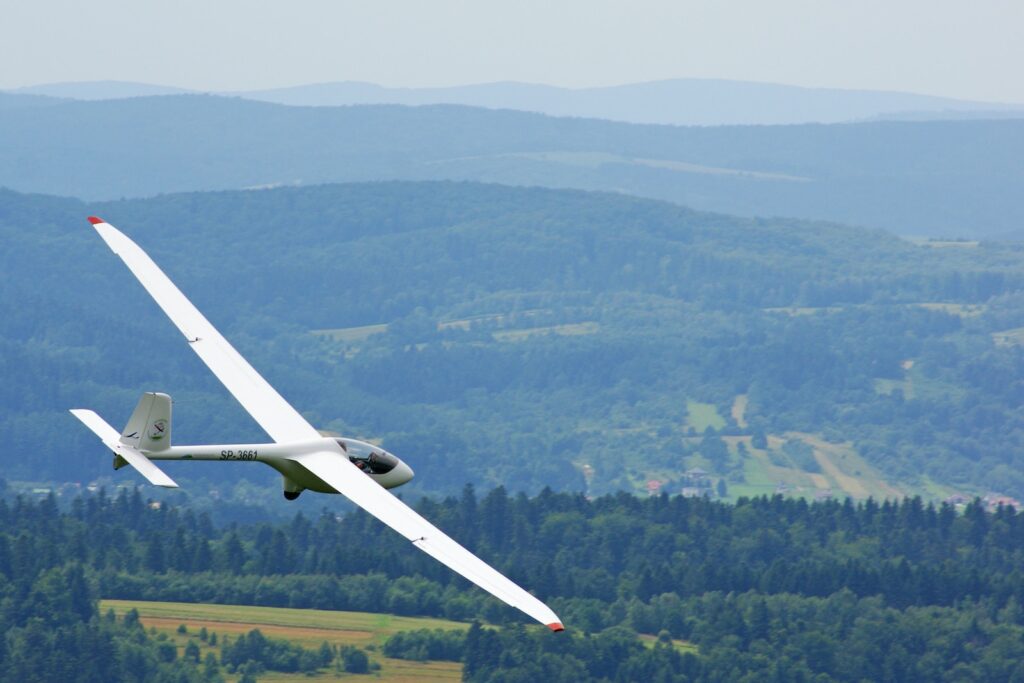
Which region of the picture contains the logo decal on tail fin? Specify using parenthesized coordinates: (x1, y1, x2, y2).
(148, 419, 167, 440)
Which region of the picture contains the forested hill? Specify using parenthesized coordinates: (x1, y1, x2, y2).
(1, 94, 1022, 238)
(3, 181, 1023, 501)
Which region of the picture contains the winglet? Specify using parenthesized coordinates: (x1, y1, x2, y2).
(547, 622, 565, 632)
(87, 216, 104, 225)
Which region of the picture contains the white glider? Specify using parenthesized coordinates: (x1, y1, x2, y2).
(71, 216, 563, 632)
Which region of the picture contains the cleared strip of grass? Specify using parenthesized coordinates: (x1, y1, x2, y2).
(731, 394, 748, 429)
(312, 323, 388, 342)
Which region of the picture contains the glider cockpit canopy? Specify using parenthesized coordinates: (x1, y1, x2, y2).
(335, 437, 400, 474)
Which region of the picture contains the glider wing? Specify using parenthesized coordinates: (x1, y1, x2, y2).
(87, 217, 563, 630)
(291, 449, 563, 630)
(88, 217, 321, 444)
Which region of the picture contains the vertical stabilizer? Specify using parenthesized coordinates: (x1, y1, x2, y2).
(121, 392, 172, 452)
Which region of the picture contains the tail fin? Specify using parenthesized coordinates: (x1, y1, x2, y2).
(121, 392, 172, 452)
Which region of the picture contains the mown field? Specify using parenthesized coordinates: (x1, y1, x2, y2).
(101, 600, 469, 682)
(727, 433, 907, 501)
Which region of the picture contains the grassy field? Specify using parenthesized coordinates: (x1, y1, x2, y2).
(101, 599, 700, 681)
(723, 433, 905, 501)
(915, 302, 986, 317)
(637, 633, 699, 654)
(101, 600, 469, 682)
(874, 377, 914, 399)
(312, 323, 389, 343)
(685, 400, 726, 432)
(492, 321, 599, 342)
(313, 313, 598, 345)
(918, 474, 961, 501)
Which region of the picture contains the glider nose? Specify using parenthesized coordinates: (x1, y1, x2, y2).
(395, 460, 415, 486)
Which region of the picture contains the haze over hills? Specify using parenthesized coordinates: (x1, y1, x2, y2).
(1, 94, 1022, 238)
(0, 92, 67, 110)
(3, 181, 1023, 501)
(232, 78, 1024, 126)
(9, 78, 1024, 125)
(10, 79, 191, 100)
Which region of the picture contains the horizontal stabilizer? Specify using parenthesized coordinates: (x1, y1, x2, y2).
(114, 446, 179, 488)
(70, 409, 179, 488)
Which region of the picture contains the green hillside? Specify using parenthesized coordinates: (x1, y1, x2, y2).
(0, 95, 1022, 237)
(3, 181, 1023, 500)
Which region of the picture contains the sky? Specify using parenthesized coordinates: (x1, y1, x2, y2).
(2, 0, 1022, 103)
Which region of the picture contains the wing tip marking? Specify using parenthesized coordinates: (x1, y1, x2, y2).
(87, 216, 105, 225)
(547, 622, 565, 632)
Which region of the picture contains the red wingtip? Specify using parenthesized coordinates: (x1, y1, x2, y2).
(547, 622, 565, 632)
(87, 216, 104, 225)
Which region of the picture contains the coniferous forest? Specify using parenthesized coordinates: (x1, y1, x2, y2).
(4, 487, 1024, 681)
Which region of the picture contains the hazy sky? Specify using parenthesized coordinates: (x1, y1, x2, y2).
(2, 0, 1022, 102)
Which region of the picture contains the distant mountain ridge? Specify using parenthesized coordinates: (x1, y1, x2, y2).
(8, 78, 1024, 125)
(0, 94, 1021, 238)
(233, 78, 1024, 126)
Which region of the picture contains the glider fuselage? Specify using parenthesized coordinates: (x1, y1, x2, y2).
(142, 438, 415, 491)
